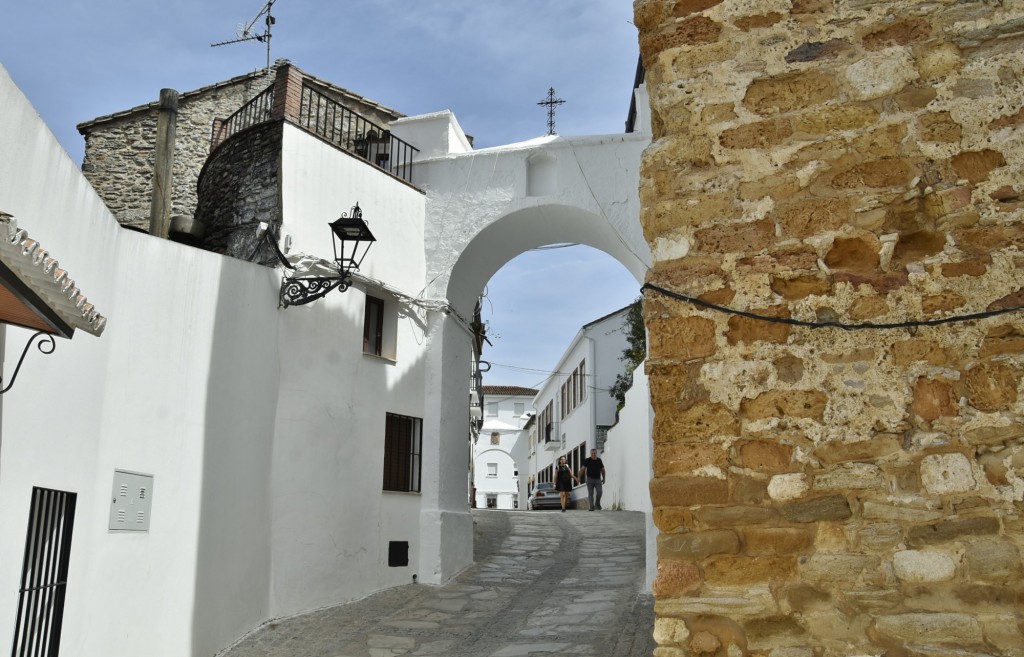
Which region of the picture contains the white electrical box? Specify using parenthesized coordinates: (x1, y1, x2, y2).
(109, 470, 154, 532)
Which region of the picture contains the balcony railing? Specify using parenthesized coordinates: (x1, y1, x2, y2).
(212, 85, 275, 147)
(297, 84, 417, 183)
(210, 66, 418, 185)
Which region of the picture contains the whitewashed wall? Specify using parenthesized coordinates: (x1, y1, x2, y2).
(268, 125, 432, 617)
(0, 65, 279, 657)
(600, 363, 656, 589)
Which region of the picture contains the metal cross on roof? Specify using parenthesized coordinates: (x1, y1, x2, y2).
(537, 87, 566, 136)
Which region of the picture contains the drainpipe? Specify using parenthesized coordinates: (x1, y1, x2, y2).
(149, 88, 179, 238)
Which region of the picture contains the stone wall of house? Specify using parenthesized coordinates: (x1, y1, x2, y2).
(195, 120, 283, 266)
(635, 1, 1024, 655)
(79, 64, 401, 233)
(80, 68, 278, 231)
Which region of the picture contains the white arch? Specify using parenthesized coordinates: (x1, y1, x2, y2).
(412, 133, 651, 316)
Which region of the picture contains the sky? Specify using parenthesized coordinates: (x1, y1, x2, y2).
(1, 0, 644, 390)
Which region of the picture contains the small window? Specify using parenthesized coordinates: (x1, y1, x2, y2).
(363, 294, 398, 360)
(486, 494, 498, 508)
(486, 402, 498, 417)
(490, 432, 500, 445)
(487, 463, 498, 477)
(514, 402, 525, 416)
(383, 413, 422, 492)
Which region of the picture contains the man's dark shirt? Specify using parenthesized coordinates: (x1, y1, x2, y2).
(582, 457, 604, 479)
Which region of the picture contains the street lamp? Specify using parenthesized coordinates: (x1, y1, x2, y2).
(279, 203, 376, 307)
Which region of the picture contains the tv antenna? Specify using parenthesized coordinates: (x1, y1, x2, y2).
(211, 0, 278, 70)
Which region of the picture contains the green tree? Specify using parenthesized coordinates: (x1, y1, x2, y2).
(609, 297, 646, 409)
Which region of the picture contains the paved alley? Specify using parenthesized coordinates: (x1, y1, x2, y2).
(220, 510, 655, 657)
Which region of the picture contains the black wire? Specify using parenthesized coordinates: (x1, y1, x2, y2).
(641, 283, 1024, 331)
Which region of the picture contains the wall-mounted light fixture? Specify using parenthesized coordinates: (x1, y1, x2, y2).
(279, 203, 376, 307)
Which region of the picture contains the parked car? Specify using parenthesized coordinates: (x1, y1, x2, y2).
(529, 482, 572, 510)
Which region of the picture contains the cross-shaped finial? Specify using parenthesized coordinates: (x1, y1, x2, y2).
(537, 87, 566, 136)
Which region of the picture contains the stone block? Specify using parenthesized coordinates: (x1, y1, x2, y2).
(693, 505, 780, 528)
(654, 507, 696, 533)
(830, 158, 917, 190)
(863, 17, 932, 50)
(784, 584, 832, 612)
(705, 555, 797, 586)
(940, 256, 990, 278)
(962, 423, 1024, 447)
(655, 442, 729, 477)
(891, 340, 954, 367)
(980, 323, 1024, 357)
(773, 197, 850, 239)
(892, 230, 949, 267)
(742, 389, 827, 422)
(917, 111, 962, 142)
(781, 495, 852, 523)
(921, 291, 966, 314)
(893, 84, 938, 111)
(743, 616, 809, 650)
(719, 118, 793, 150)
(737, 440, 794, 473)
(873, 613, 983, 644)
(892, 549, 957, 583)
(957, 361, 1018, 412)
(741, 527, 814, 555)
(785, 39, 850, 63)
(672, 0, 724, 16)
(825, 234, 881, 273)
(767, 474, 809, 502)
(743, 72, 838, 116)
(695, 218, 775, 255)
(861, 500, 943, 524)
(813, 462, 886, 491)
(655, 401, 740, 443)
(801, 553, 883, 586)
(734, 13, 784, 31)
(643, 193, 738, 238)
(814, 436, 902, 465)
(651, 476, 731, 508)
(770, 275, 831, 300)
(774, 356, 804, 384)
(653, 560, 702, 598)
(989, 107, 1024, 131)
(963, 539, 1022, 583)
(727, 307, 792, 345)
(907, 516, 1000, 547)
(920, 452, 977, 495)
(950, 149, 1006, 184)
(730, 473, 768, 505)
(857, 522, 903, 551)
(834, 271, 909, 294)
(911, 377, 957, 421)
(849, 296, 888, 320)
(658, 528, 740, 560)
(647, 315, 718, 361)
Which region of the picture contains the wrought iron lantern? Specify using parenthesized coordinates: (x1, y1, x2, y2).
(279, 203, 376, 307)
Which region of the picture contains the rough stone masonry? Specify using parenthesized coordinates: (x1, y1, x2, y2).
(634, 0, 1024, 655)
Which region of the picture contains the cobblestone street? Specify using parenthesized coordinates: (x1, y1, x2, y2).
(221, 510, 655, 657)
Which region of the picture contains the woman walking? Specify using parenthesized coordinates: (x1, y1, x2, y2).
(554, 455, 578, 512)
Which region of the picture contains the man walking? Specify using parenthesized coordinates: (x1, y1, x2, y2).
(581, 448, 606, 510)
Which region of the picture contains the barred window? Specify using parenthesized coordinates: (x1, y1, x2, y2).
(383, 413, 422, 492)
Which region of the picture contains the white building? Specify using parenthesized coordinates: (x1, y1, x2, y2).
(529, 307, 632, 506)
(472, 385, 536, 509)
(0, 59, 651, 657)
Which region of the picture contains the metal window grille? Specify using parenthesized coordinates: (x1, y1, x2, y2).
(383, 413, 422, 492)
(11, 487, 77, 657)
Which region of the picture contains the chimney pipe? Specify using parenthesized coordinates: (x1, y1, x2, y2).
(149, 88, 179, 238)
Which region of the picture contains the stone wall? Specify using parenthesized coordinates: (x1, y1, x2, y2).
(79, 63, 402, 232)
(195, 120, 283, 266)
(635, 1, 1024, 655)
(80, 68, 277, 231)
